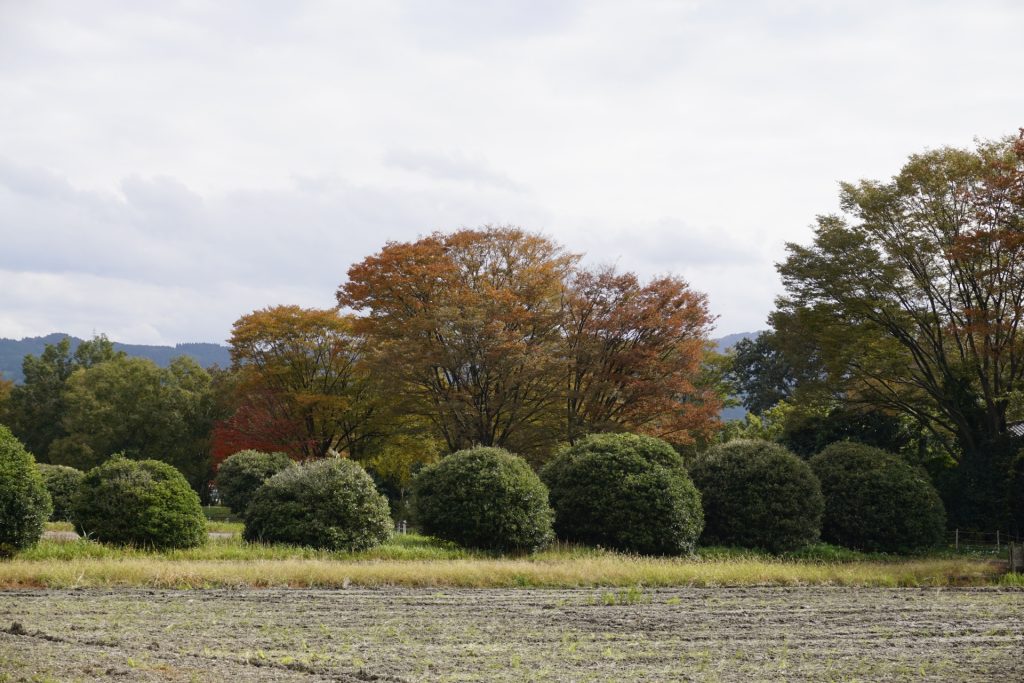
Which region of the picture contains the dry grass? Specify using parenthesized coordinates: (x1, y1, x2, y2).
(10, 531, 1009, 590)
(0, 554, 1003, 590)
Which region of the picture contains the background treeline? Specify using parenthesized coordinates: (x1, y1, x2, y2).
(0, 333, 230, 384)
(2, 129, 1022, 536)
(0, 227, 723, 508)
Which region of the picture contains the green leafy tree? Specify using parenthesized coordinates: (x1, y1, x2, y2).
(729, 332, 799, 415)
(49, 356, 217, 491)
(775, 131, 1024, 529)
(5, 336, 122, 460)
(719, 400, 794, 444)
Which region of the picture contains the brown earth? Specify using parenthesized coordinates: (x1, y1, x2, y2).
(0, 587, 1021, 681)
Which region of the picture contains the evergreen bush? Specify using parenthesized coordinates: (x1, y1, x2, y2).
(0, 426, 52, 556)
(72, 456, 206, 549)
(542, 433, 703, 555)
(413, 447, 554, 551)
(810, 441, 945, 552)
(243, 458, 392, 551)
(691, 439, 823, 552)
(216, 450, 294, 515)
(37, 463, 84, 521)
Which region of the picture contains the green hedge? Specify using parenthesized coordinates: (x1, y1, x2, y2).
(37, 463, 84, 522)
(691, 439, 823, 552)
(244, 458, 392, 551)
(413, 447, 554, 551)
(542, 433, 704, 555)
(72, 457, 206, 549)
(216, 450, 294, 515)
(0, 426, 52, 556)
(810, 441, 946, 552)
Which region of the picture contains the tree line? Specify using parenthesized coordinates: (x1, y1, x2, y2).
(2, 129, 1021, 533)
(0, 227, 721, 503)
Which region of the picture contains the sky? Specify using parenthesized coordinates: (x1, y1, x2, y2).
(1, 0, 1022, 346)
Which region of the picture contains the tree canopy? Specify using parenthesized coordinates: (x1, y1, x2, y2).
(49, 355, 217, 491)
(223, 305, 383, 460)
(4, 335, 123, 459)
(775, 130, 1024, 529)
(339, 226, 720, 461)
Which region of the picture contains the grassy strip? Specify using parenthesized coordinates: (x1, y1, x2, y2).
(0, 557, 1003, 589)
(12, 532, 1011, 589)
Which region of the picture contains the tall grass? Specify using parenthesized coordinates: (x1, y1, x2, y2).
(22, 533, 472, 562)
(2, 533, 1006, 589)
(0, 556, 1000, 590)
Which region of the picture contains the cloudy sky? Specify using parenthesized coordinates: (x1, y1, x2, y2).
(1, 1, 1021, 345)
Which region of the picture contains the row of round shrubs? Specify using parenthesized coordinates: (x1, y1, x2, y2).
(407, 436, 946, 555)
(409, 434, 707, 555)
(3, 418, 947, 556)
(217, 436, 945, 555)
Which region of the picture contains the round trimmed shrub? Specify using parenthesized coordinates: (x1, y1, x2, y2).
(810, 441, 945, 552)
(0, 426, 52, 557)
(541, 433, 703, 555)
(72, 457, 206, 549)
(244, 458, 392, 551)
(691, 439, 823, 552)
(216, 450, 294, 515)
(413, 447, 554, 551)
(37, 464, 85, 522)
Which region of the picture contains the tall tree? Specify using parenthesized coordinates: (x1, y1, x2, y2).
(729, 332, 799, 415)
(775, 130, 1024, 528)
(5, 335, 122, 459)
(562, 266, 720, 445)
(49, 355, 216, 491)
(226, 305, 381, 459)
(339, 227, 576, 456)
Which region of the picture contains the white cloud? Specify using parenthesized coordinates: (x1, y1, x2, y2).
(0, 0, 1022, 343)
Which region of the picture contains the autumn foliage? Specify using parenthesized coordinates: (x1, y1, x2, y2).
(219, 306, 382, 460)
(563, 267, 720, 445)
(338, 226, 720, 460)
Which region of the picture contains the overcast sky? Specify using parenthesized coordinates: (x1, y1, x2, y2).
(1, 1, 1022, 345)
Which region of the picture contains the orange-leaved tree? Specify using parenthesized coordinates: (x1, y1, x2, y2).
(563, 266, 721, 445)
(226, 305, 382, 459)
(339, 227, 576, 455)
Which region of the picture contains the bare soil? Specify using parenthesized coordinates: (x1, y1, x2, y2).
(0, 587, 1021, 681)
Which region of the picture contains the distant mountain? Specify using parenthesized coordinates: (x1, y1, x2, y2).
(0, 333, 231, 384)
(714, 331, 761, 353)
